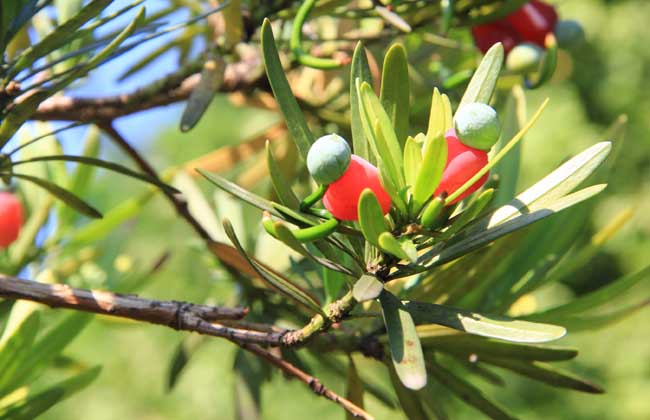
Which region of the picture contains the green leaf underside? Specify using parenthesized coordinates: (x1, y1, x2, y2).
(404, 301, 566, 343)
(352, 274, 384, 302)
(379, 291, 427, 390)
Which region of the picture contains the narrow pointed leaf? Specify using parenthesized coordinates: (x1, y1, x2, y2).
(180, 55, 225, 132)
(266, 141, 300, 208)
(261, 19, 314, 161)
(11, 173, 102, 218)
(352, 274, 384, 302)
(167, 336, 205, 391)
(358, 189, 389, 247)
(379, 291, 427, 390)
(345, 357, 365, 420)
(404, 301, 566, 343)
(525, 264, 650, 321)
(375, 6, 412, 32)
(11, 155, 179, 194)
(223, 219, 324, 315)
(350, 42, 373, 162)
(0, 312, 40, 393)
(420, 335, 578, 361)
(426, 88, 446, 140)
(403, 136, 422, 188)
(423, 184, 606, 268)
(234, 348, 265, 420)
(428, 359, 517, 420)
(357, 81, 405, 188)
(378, 232, 412, 262)
(412, 132, 447, 213)
(323, 267, 346, 304)
(480, 358, 604, 394)
(380, 44, 410, 146)
(441, 188, 494, 239)
(459, 43, 504, 107)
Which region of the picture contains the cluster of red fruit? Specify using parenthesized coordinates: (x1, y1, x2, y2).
(472, 0, 558, 55)
(0, 192, 23, 249)
(309, 127, 491, 222)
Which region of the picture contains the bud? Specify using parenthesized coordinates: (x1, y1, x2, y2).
(323, 155, 391, 221)
(454, 103, 501, 151)
(0, 192, 23, 248)
(306, 134, 352, 185)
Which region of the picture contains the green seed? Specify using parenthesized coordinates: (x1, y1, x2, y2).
(454, 103, 501, 151)
(306, 134, 352, 184)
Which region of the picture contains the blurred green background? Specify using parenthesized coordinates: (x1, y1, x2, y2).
(35, 0, 649, 419)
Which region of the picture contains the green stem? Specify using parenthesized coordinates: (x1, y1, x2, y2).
(300, 183, 327, 211)
(290, 0, 346, 69)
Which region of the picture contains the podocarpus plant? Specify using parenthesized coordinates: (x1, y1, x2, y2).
(0, 1, 647, 419)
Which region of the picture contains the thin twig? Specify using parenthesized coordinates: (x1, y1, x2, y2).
(240, 343, 374, 420)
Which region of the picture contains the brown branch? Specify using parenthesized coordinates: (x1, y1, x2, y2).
(240, 343, 374, 420)
(32, 50, 266, 122)
(0, 273, 246, 326)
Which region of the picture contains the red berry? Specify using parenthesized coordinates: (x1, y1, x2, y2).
(323, 155, 391, 221)
(505, 0, 558, 47)
(472, 22, 520, 55)
(434, 130, 489, 205)
(0, 192, 23, 248)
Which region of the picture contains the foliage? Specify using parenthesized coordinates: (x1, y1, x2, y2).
(0, 1, 648, 419)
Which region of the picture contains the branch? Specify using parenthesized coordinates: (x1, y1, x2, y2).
(0, 273, 373, 418)
(241, 343, 374, 420)
(32, 50, 265, 122)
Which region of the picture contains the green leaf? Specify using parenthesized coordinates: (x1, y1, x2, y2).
(345, 357, 365, 420)
(272, 221, 355, 276)
(197, 169, 280, 217)
(440, 188, 494, 239)
(223, 219, 324, 315)
(420, 335, 578, 361)
(379, 291, 427, 390)
(403, 136, 422, 188)
(380, 43, 410, 147)
(524, 264, 650, 321)
(525, 35, 558, 90)
(548, 301, 649, 332)
(404, 301, 566, 343)
(167, 336, 205, 391)
(7, 0, 113, 80)
(378, 232, 413, 263)
(180, 55, 225, 132)
(11, 173, 102, 218)
(0, 312, 40, 393)
(357, 80, 405, 189)
(387, 362, 429, 420)
(261, 19, 314, 161)
(13, 312, 92, 388)
(350, 42, 374, 163)
(412, 132, 447, 214)
(427, 359, 517, 420)
(459, 43, 504, 107)
(426, 88, 452, 140)
(0, 366, 101, 419)
(480, 358, 603, 394)
(422, 183, 606, 270)
(323, 267, 346, 304)
(234, 349, 265, 420)
(11, 155, 179, 194)
(375, 6, 412, 32)
(67, 191, 155, 245)
(266, 141, 300, 209)
(482, 142, 612, 227)
(358, 189, 389, 247)
(491, 86, 526, 207)
(352, 274, 384, 302)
